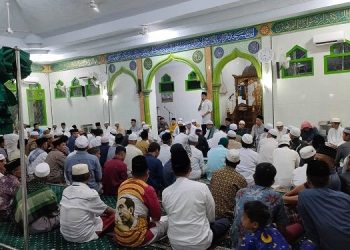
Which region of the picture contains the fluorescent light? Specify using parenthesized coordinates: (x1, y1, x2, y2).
(30, 54, 64, 63)
(22, 76, 39, 84)
(147, 29, 178, 43)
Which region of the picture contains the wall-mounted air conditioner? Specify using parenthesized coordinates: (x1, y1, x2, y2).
(313, 31, 345, 46)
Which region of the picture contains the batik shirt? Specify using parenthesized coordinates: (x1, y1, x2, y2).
(231, 185, 288, 247)
(238, 225, 290, 250)
(0, 175, 20, 217)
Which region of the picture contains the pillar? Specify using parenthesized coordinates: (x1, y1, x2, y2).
(136, 58, 145, 122)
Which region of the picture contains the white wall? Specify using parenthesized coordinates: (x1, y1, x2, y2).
(110, 73, 141, 129)
(49, 64, 108, 128)
(272, 23, 350, 128)
(154, 61, 203, 124)
(219, 58, 251, 124)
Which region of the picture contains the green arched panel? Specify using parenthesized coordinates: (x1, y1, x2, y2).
(107, 66, 138, 93)
(212, 48, 262, 126)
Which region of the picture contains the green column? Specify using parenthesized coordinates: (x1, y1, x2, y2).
(212, 85, 221, 127)
(143, 90, 152, 125)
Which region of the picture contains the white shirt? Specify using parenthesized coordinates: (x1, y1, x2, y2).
(292, 164, 307, 186)
(60, 182, 107, 243)
(208, 130, 227, 149)
(276, 127, 287, 142)
(162, 177, 215, 249)
(327, 127, 344, 146)
(188, 145, 205, 180)
(258, 137, 278, 164)
(173, 133, 188, 146)
(125, 144, 143, 176)
(236, 148, 259, 186)
(89, 136, 101, 148)
(158, 144, 171, 166)
(27, 150, 48, 176)
(200, 99, 212, 124)
(272, 147, 300, 188)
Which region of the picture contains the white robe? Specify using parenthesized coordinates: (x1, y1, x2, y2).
(327, 127, 344, 146)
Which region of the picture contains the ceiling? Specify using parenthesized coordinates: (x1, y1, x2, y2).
(1, 0, 349, 63)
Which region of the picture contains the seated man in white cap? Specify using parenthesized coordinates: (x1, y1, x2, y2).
(27, 137, 49, 178)
(64, 136, 103, 192)
(208, 125, 227, 149)
(258, 129, 278, 164)
(275, 121, 287, 142)
(124, 133, 143, 177)
(227, 130, 242, 150)
(25, 131, 39, 156)
(289, 126, 307, 154)
(327, 118, 344, 147)
(236, 134, 258, 186)
(114, 121, 125, 135)
(158, 132, 172, 166)
(173, 124, 189, 146)
(236, 120, 248, 137)
(210, 149, 247, 220)
(272, 134, 300, 189)
(204, 120, 217, 140)
(188, 134, 205, 180)
(60, 163, 115, 243)
(14, 163, 60, 234)
(291, 146, 316, 187)
(103, 121, 112, 136)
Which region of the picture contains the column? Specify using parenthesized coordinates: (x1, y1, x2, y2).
(136, 58, 145, 122)
(212, 85, 221, 126)
(143, 89, 152, 125)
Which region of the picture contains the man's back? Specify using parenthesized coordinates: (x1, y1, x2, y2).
(299, 188, 350, 250)
(158, 144, 171, 166)
(206, 145, 227, 180)
(125, 145, 142, 176)
(336, 141, 350, 165)
(258, 138, 278, 164)
(273, 147, 300, 187)
(145, 154, 163, 193)
(102, 158, 127, 195)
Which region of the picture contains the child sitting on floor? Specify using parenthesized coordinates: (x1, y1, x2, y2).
(238, 200, 290, 250)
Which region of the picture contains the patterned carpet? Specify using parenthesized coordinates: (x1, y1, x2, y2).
(0, 184, 230, 250)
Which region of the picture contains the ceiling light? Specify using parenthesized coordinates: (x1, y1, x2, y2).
(30, 54, 64, 63)
(89, 0, 99, 12)
(147, 29, 178, 43)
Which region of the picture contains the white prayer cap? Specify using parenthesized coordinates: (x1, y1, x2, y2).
(276, 121, 284, 127)
(104, 121, 109, 124)
(178, 121, 185, 126)
(101, 136, 109, 143)
(30, 131, 39, 136)
(141, 121, 146, 125)
(128, 133, 138, 141)
(72, 164, 89, 175)
(110, 129, 117, 135)
(331, 118, 341, 123)
(300, 146, 316, 159)
(268, 129, 278, 137)
(185, 121, 191, 125)
(188, 134, 198, 143)
(229, 124, 237, 131)
(191, 119, 196, 123)
(206, 120, 214, 125)
(278, 134, 291, 146)
(0, 154, 5, 161)
(35, 162, 50, 178)
(75, 136, 89, 148)
(265, 123, 273, 130)
(242, 134, 253, 144)
(142, 124, 149, 130)
(227, 130, 236, 138)
(226, 149, 240, 163)
(290, 127, 301, 137)
(239, 120, 245, 125)
(178, 118, 183, 121)
(114, 121, 120, 125)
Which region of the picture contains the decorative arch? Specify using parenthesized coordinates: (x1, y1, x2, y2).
(107, 66, 138, 92)
(144, 54, 206, 91)
(212, 48, 262, 126)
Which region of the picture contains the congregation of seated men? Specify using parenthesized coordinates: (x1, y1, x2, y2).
(1, 113, 350, 249)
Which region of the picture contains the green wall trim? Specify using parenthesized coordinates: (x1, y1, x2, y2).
(281, 58, 314, 78)
(324, 52, 350, 75)
(212, 48, 261, 126)
(107, 66, 138, 93)
(51, 55, 106, 72)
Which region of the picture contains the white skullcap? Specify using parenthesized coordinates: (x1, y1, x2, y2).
(290, 127, 301, 137)
(104, 121, 109, 124)
(178, 118, 183, 121)
(30, 131, 39, 136)
(0, 154, 5, 161)
(128, 133, 138, 141)
(191, 119, 196, 123)
(110, 128, 117, 135)
(72, 164, 89, 175)
(142, 124, 149, 130)
(206, 120, 214, 125)
(242, 134, 253, 144)
(35, 162, 50, 178)
(75, 136, 89, 148)
(227, 130, 236, 138)
(278, 134, 291, 146)
(276, 121, 284, 127)
(229, 124, 238, 131)
(331, 118, 341, 123)
(265, 123, 273, 130)
(300, 146, 316, 159)
(188, 134, 198, 143)
(185, 121, 191, 125)
(268, 129, 278, 137)
(239, 120, 245, 125)
(115, 121, 120, 124)
(226, 149, 240, 163)
(141, 121, 146, 125)
(101, 136, 109, 143)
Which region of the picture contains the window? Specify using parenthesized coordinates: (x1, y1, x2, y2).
(86, 78, 101, 96)
(185, 71, 202, 91)
(282, 45, 314, 78)
(54, 80, 67, 98)
(324, 41, 350, 74)
(69, 77, 84, 97)
(26, 84, 47, 126)
(159, 74, 174, 93)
